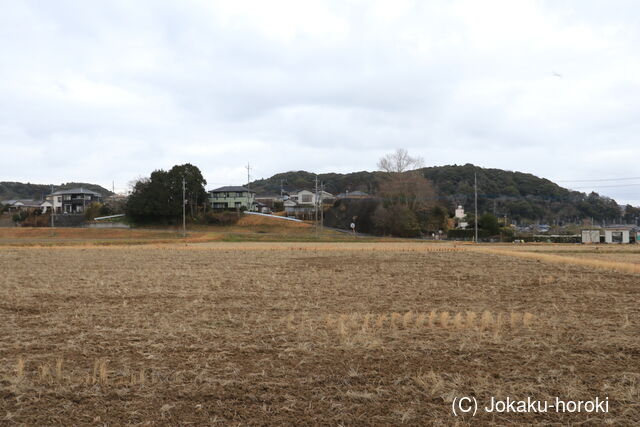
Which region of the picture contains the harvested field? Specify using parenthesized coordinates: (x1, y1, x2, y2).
(1, 243, 638, 425)
(0, 219, 357, 246)
(0, 227, 195, 246)
(236, 214, 309, 227)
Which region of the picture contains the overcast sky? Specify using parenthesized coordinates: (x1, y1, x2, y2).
(1, 0, 639, 205)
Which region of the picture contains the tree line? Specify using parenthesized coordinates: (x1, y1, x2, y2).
(249, 155, 631, 225)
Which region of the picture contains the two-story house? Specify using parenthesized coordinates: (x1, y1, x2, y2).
(284, 189, 335, 217)
(289, 189, 334, 205)
(209, 186, 256, 211)
(50, 188, 102, 214)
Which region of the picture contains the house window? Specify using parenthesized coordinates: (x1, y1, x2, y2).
(301, 194, 312, 203)
(57, 197, 62, 203)
(235, 202, 241, 208)
(63, 195, 71, 201)
(236, 192, 243, 197)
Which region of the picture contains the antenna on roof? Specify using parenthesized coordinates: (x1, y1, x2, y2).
(245, 163, 251, 190)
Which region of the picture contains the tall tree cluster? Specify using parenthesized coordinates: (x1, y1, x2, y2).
(373, 149, 445, 236)
(126, 164, 207, 223)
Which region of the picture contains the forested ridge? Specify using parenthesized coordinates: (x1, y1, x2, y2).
(250, 164, 633, 223)
(0, 182, 113, 200)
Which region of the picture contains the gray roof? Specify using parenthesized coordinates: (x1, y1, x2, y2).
(210, 186, 254, 193)
(51, 188, 101, 196)
(290, 189, 334, 196)
(1, 199, 43, 206)
(20, 200, 46, 207)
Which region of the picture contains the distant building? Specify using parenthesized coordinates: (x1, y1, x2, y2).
(209, 186, 255, 211)
(40, 200, 53, 213)
(282, 189, 334, 218)
(536, 224, 551, 233)
(50, 188, 102, 214)
(336, 190, 369, 199)
(454, 205, 468, 229)
(604, 227, 631, 244)
(254, 194, 282, 208)
(1, 199, 49, 212)
(289, 189, 334, 205)
(581, 230, 601, 244)
(581, 227, 633, 244)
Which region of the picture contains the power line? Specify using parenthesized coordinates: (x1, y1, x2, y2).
(569, 183, 640, 189)
(556, 176, 640, 183)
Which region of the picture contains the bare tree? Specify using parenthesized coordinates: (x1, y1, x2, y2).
(377, 171, 436, 211)
(377, 148, 424, 173)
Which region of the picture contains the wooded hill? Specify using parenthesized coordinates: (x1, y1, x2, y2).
(0, 182, 114, 201)
(250, 164, 627, 223)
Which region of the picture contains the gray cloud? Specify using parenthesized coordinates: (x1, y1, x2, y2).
(1, 0, 639, 204)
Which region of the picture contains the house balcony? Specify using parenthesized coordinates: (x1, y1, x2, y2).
(67, 197, 95, 204)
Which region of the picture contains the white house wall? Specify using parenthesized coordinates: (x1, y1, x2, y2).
(604, 230, 629, 244)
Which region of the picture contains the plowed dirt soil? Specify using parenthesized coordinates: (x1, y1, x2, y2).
(1, 244, 638, 425)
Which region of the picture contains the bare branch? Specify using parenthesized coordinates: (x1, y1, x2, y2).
(377, 149, 424, 172)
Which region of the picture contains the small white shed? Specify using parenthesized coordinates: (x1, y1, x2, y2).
(581, 230, 601, 244)
(604, 229, 630, 244)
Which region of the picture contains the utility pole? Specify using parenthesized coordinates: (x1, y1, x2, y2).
(315, 175, 318, 238)
(245, 162, 252, 211)
(320, 181, 324, 234)
(474, 172, 478, 243)
(182, 177, 186, 238)
(50, 184, 54, 231)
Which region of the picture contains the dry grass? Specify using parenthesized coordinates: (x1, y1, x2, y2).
(1, 244, 638, 425)
(236, 214, 310, 228)
(469, 245, 640, 274)
(316, 310, 540, 337)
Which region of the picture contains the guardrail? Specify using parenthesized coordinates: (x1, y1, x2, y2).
(94, 214, 126, 221)
(244, 212, 303, 222)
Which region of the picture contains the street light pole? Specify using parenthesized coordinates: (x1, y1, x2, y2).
(182, 177, 186, 238)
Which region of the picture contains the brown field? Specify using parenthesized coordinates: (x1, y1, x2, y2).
(1, 242, 639, 425)
(0, 216, 372, 246)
